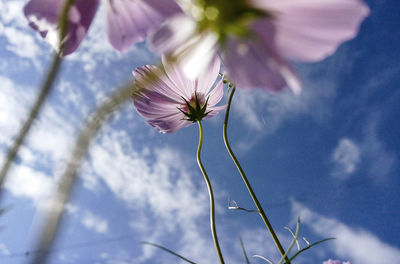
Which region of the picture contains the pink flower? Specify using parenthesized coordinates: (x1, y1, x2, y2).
(132, 56, 225, 133)
(150, 0, 369, 93)
(323, 259, 352, 264)
(24, 0, 181, 55)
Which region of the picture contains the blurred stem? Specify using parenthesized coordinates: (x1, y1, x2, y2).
(29, 83, 133, 264)
(196, 121, 225, 264)
(0, 0, 77, 199)
(222, 87, 291, 264)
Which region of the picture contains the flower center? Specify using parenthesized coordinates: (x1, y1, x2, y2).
(191, 0, 273, 41)
(178, 92, 210, 122)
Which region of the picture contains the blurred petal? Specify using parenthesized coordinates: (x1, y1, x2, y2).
(24, 0, 99, 55)
(250, 0, 370, 61)
(106, 0, 181, 52)
(177, 30, 219, 80)
(149, 14, 197, 54)
(149, 15, 219, 80)
(222, 19, 301, 93)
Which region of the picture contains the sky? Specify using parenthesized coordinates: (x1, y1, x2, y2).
(0, 0, 399, 263)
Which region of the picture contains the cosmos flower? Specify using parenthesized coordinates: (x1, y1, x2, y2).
(24, 0, 181, 55)
(323, 259, 351, 264)
(150, 0, 370, 93)
(132, 55, 225, 133)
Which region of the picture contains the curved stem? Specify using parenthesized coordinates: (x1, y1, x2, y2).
(223, 87, 291, 264)
(0, 0, 77, 199)
(196, 121, 225, 264)
(29, 83, 133, 264)
(0, 54, 62, 192)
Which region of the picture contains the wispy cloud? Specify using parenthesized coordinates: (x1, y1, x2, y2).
(0, 0, 46, 69)
(231, 52, 343, 135)
(0, 243, 10, 256)
(81, 211, 109, 234)
(331, 138, 361, 180)
(82, 127, 219, 262)
(0, 75, 34, 146)
(291, 200, 400, 264)
(361, 113, 397, 183)
(4, 164, 56, 205)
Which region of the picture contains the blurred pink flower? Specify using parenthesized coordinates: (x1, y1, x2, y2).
(323, 259, 352, 264)
(24, 0, 181, 55)
(132, 56, 225, 133)
(150, 0, 370, 93)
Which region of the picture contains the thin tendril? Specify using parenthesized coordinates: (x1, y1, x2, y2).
(222, 87, 291, 264)
(196, 121, 225, 264)
(0, 0, 77, 200)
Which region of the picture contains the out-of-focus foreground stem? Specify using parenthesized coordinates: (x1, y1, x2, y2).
(0, 0, 77, 201)
(29, 83, 133, 264)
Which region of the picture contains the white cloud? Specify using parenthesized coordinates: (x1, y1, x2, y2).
(361, 114, 397, 183)
(291, 201, 400, 264)
(81, 126, 228, 263)
(232, 60, 338, 135)
(331, 138, 361, 180)
(4, 164, 56, 204)
(0, 243, 10, 256)
(0, 1, 26, 27)
(2, 26, 41, 59)
(81, 211, 109, 234)
(329, 116, 397, 184)
(0, 0, 46, 69)
(0, 75, 32, 146)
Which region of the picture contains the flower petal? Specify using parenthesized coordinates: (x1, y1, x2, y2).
(147, 112, 192, 134)
(204, 105, 227, 120)
(250, 0, 370, 61)
(206, 79, 224, 107)
(133, 96, 178, 119)
(161, 55, 195, 99)
(222, 20, 301, 93)
(24, 0, 99, 55)
(196, 55, 222, 95)
(106, 0, 181, 52)
(133, 65, 184, 103)
(149, 14, 197, 54)
(149, 14, 219, 81)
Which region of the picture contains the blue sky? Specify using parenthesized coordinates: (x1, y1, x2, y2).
(0, 0, 399, 263)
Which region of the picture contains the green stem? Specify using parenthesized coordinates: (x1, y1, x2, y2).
(196, 121, 225, 264)
(0, 0, 77, 198)
(223, 87, 291, 264)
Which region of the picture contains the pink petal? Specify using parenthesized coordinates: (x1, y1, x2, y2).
(196, 55, 222, 95)
(161, 56, 195, 99)
(24, 0, 99, 55)
(222, 19, 301, 93)
(133, 65, 184, 103)
(207, 79, 224, 107)
(106, 0, 181, 52)
(204, 105, 227, 120)
(147, 112, 191, 134)
(149, 14, 197, 54)
(250, 0, 370, 61)
(149, 15, 219, 81)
